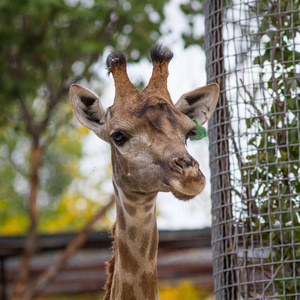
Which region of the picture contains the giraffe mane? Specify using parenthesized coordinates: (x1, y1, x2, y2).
(104, 222, 116, 300)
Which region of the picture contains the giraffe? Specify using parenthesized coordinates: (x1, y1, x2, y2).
(70, 44, 219, 300)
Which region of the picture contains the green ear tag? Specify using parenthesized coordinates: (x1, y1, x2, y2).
(190, 119, 207, 141)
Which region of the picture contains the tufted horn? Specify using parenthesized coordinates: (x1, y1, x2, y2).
(106, 52, 140, 103)
(143, 44, 173, 102)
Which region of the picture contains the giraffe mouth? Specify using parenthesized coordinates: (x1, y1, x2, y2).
(166, 173, 206, 201)
(170, 189, 199, 201)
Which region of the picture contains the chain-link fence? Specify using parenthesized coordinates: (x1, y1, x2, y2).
(204, 0, 300, 298)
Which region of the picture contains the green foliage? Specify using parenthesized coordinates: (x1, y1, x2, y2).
(179, 0, 204, 49)
(0, 0, 168, 102)
(238, 0, 300, 297)
(0, 0, 170, 234)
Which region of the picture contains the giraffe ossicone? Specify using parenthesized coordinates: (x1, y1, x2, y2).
(70, 44, 219, 300)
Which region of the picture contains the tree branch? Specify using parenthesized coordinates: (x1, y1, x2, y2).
(18, 96, 39, 145)
(22, 196, 115, 300)
(39, 53, 100, 134)
(10, 144, 42, 300)
(239, 79, 270, 129)
(0, 149, 28, 178)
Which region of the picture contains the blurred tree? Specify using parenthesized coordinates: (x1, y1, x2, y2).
(0, 0, 170, 298)
(179, 0, 205, 49)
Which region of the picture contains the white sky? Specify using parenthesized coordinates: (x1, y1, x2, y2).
(80, 0, 212, 229)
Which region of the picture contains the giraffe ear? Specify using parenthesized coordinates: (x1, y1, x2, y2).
(175, 83, 219, 126)
(70, 84, 108, 141)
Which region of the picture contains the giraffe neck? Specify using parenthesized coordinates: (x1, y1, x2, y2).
(108, 180, 159, 300)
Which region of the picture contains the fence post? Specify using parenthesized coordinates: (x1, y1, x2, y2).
(204, 0, 236, 298)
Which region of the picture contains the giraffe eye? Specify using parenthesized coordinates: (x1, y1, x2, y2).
(110, 132, 129, 146)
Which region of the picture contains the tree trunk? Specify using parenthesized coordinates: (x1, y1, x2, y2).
(10, 143, 42, 300)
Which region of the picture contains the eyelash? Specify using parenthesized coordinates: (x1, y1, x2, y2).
(110, 132, 129, 146)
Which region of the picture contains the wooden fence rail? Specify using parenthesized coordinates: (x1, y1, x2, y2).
(0, 229, 212, 298)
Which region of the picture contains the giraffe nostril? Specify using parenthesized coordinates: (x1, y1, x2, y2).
(173, 158, 186, 170)
(172, 156, 198, 172)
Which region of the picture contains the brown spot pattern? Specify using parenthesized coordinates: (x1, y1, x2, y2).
(146, 195, 156, 202)
(144, 204, 153, 212)
(128, 226, 137, 241)
(117, 205, 126, 231)
(139, 233, 150, 257)
(144, 213, 152, 225)
(112, 180, 119, 197)
(123, 191, 138, 202)
(123, 202, 137, 216)
(139, 270, 158, 299)
(148, 224, 158, 261)
(121, 282, 136, 300)
(119, 239, 139, 274)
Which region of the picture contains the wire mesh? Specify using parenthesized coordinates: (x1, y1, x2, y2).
(204, 0, 300, 299)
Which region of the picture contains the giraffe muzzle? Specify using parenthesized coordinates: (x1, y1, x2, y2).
(168, 155, 206, 200)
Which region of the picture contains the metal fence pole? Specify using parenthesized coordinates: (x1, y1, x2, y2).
(204, 0, 235, 298)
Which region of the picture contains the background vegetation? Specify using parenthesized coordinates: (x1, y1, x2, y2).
(0, 0, 170, 235)
(2, 0, 298, 299)
(0, 0, 218, 299)
(0, 0, 183, 298)
(242, 0, 300, 296)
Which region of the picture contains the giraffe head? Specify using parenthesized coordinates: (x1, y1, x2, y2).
(70, 44, 219, 200)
